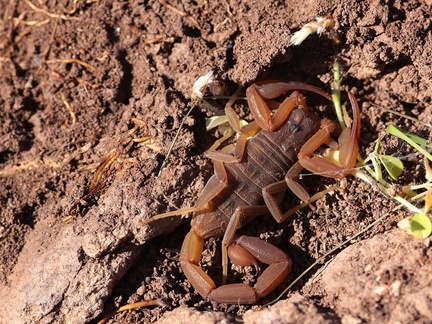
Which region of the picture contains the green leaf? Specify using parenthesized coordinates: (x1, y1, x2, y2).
(405, 132, 432, 147)
(378, 155, 404, 180)
(410, 213, 432, 239)
(387, 124, 432, 162)
(388, 124, 432, 147)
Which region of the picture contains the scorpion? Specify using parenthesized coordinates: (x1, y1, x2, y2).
(153, 80, 360, 304)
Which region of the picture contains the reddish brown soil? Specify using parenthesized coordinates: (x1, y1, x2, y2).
(1, 1, 431, 323)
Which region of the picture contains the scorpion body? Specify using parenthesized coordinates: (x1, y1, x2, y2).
(191, 106, 320, 239)
(155, 81, 360, 304)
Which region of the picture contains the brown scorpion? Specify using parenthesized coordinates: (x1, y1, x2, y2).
(153, 80, 361, 304)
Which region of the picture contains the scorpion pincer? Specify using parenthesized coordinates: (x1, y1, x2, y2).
(155, 80, 361, 304)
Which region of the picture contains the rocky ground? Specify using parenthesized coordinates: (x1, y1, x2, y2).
(0, 1, 431, 323)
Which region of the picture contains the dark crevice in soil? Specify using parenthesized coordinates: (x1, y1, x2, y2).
(388, 1, 407, 22)
(380, 56, 413, 76)
(225, 32, 239, 70)
(114, 49, 133, 105)
(182, 24, 201, 38)
(14, 203, 36, 229)
(104, 22, 120, 44)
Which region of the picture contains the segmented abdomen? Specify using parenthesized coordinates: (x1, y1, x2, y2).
(191, 107, 320, 239)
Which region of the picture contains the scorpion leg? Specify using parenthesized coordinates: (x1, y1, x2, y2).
(297, 92, 361, 178)
(262, 166, 337, 223)
(262, 162, 315, 223)
(262, 180, 289, 223)
(205, 121, 261, 163)
(221, 205, 269, 285)
(148, 160, 229, 222)
(193, 160, 229, 208)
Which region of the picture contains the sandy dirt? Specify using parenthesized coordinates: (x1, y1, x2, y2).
(0, 0, 431, 323)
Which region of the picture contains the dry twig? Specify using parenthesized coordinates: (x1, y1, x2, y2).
(24, 0, 81, 21)
(46, 58, 99, 74)
(61, 0, 80, 15)
(60, 91, 77, 124)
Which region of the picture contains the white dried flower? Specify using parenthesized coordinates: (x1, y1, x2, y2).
(290, 24, 317, 46)
(192, 70, 214, 99)
(290, 17, 336, 46)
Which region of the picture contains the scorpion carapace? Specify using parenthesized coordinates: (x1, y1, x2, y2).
(155, 81, 361, 304)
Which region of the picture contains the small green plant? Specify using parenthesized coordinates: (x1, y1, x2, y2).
(363, 137, 404, 181)
(360, 126, 432, 238)
(292, 17, 432, 239)
(398, 212, 432, 239)
(388, 126, 432, 238)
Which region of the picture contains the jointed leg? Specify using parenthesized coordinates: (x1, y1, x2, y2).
(262, 160, 312, 223)
(298, 93, 361, 178)
(147, 160, 229, 223)
(205, 121, 261, 163)
(221, 205, 269, 284)
(263, 161, 338, 223)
